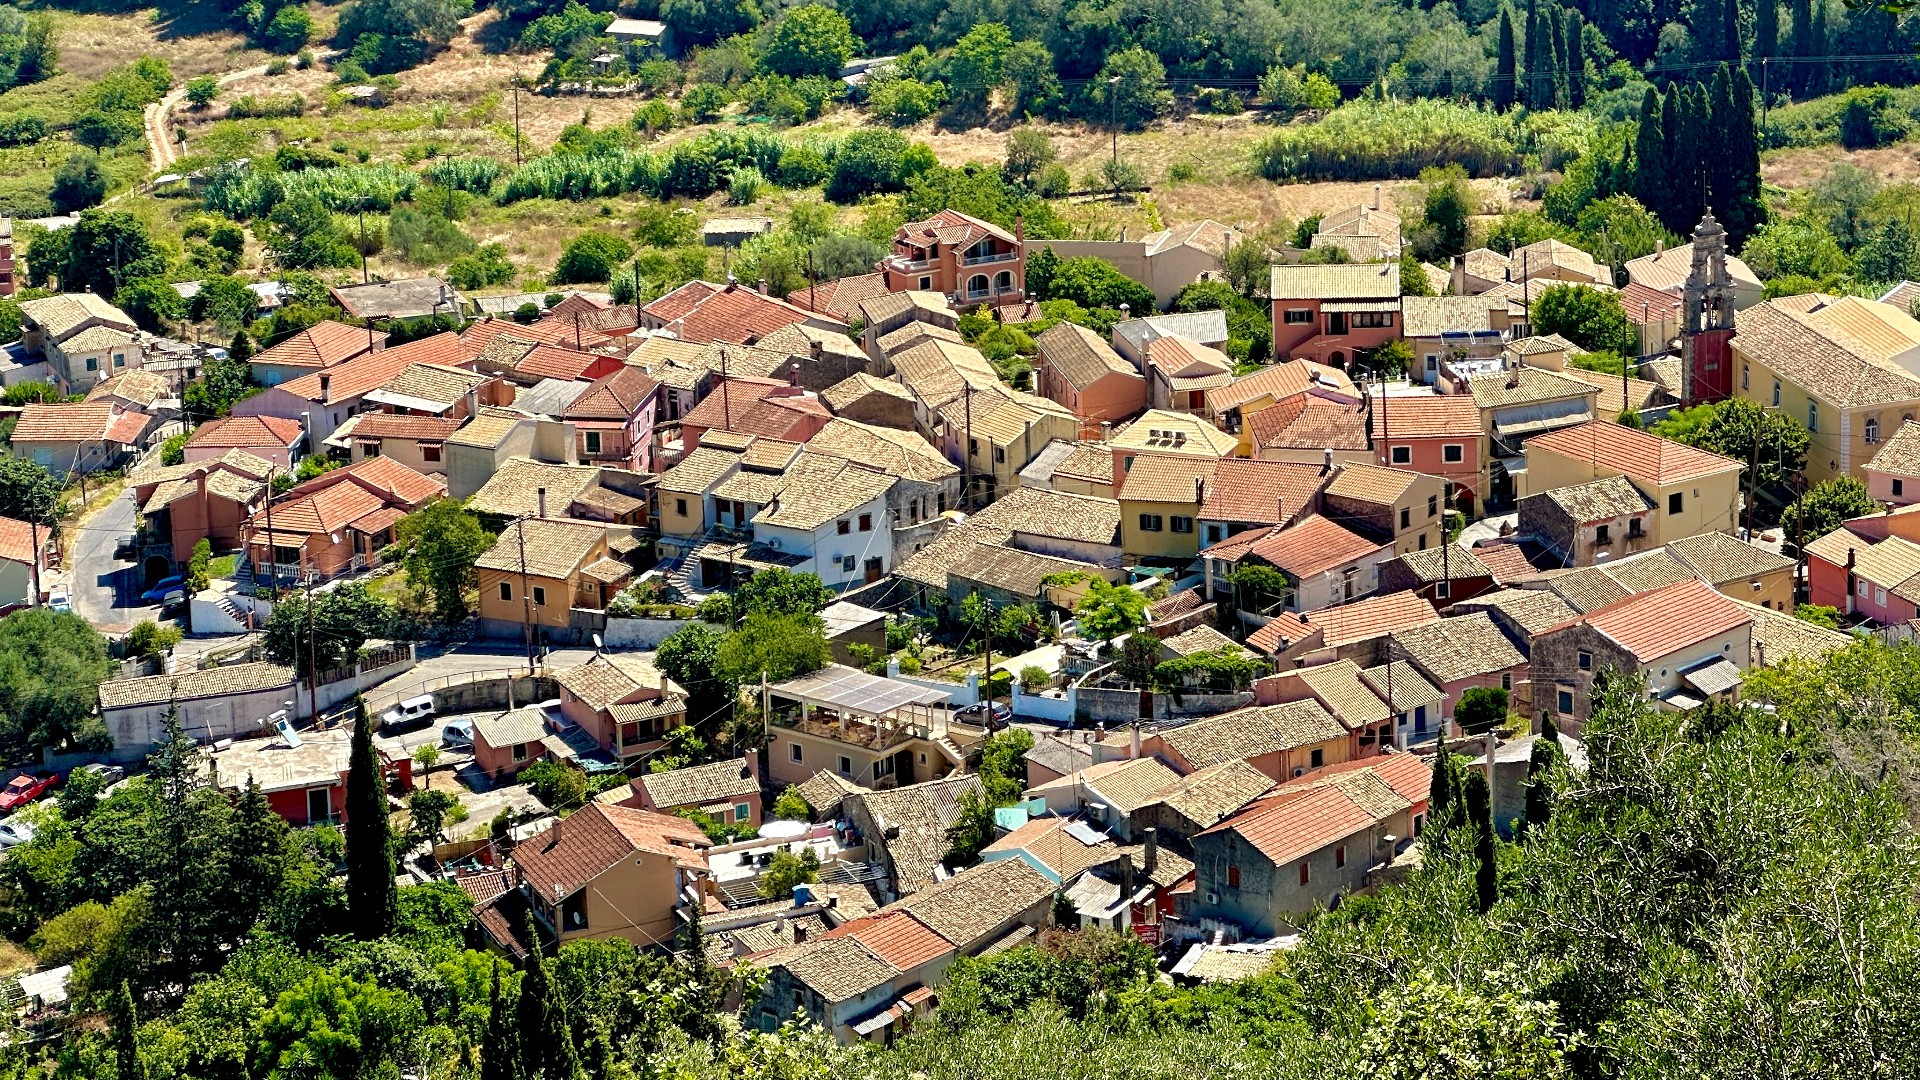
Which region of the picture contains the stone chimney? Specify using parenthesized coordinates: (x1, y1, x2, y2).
(809, 339, 823, 361)
(789, 362, 801, 387)
(1143, 827, 1159, 876)
(1322, 448, 1334, 475)
(1100, 421, 1113, 442)
(1129, 723, 1141, 760)
(536, 486, 548, 519)
(1119, 852, 1135, 898)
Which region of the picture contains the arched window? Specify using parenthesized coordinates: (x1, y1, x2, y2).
(1867, 417, 1881, 444)
(966, 274, 988, 298)
(994, 270, 1013, 293)
(1808, 402, 1818, 433)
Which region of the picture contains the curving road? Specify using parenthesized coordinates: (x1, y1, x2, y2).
(65, 490, 160, 635)
(144, 51, 341, 173)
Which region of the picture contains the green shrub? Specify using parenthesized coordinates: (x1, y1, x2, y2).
(425, 156, 501, 193)
(728, 165, 764, 205)
(1252, 98, 1595, 182)
(551, 232, 635, 284)
(448, 244, 516, 290)
(227, 93, 305, 119)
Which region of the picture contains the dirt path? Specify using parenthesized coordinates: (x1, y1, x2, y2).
(145, 53, 338, 172)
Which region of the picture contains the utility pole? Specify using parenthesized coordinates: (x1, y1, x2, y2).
(962, 384, 976, 512)
(26, 517, 39, 607)
(303, 571, 319, 724)
(980, 595, 993, 709)
(512, 82, 524, 165)
(1107, 76, 1122, 190)
(1746, 428, 1760, 539)
(261, 465, 276, 598)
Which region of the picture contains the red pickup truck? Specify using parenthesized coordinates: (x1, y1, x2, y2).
(0, 773, 59, 812)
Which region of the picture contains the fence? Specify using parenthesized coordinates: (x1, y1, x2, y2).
(1011, 682, 1075, 724)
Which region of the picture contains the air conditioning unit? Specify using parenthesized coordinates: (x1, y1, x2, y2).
(766, 537, 783, 550)
(1204, 892, 1219, 905)
(1292, 767, 1305, 778)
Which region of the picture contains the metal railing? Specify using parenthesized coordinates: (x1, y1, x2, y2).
(962, 251, 1018, 267)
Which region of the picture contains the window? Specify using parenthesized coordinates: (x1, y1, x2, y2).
(858, 513, 872, 531)
(1443, 443, 1464, 463)
(531, 586, 547, 606)
(1418, 533, 1428, 550)
(838, 519, 851, 535)
(1629, 518, 1644, 537)
(1867, 418, 1881, 444)
(1283, 308, 1312, 324)
(1860, 578, 1872, 598)
(512, 742, 527, 761)
(735, 803, 752, 822)
(1668, 492, 1684, 514)
(676, 497, 688, 516)
(1298, 862, 1311, 886)
(790, 744, 803, 763)
(1428, 494, 1439, 517)
(1742, 365, 1749, 390)
(1596, 523, 1611, 544)
(1426, 354, 1439, 372)
(113, 353, 125, 368)
(359, 441, 382, 458)
(1877, 587, 1888, 605)
(1391, 446, 1412, 464)
(498, 582, 511, 601)
(1335, 846, 1347, 869)
(1309, 748, 1324, 768)
(1350, 311, 1393, 328)
(584, 431, 602, 455)
(1772, 381, 1781, 407)
(1171, 516, 1193, 533)
(993, 446, 1006, 463)
(837, 755, 853, 776)
(1557, 689, 1574, 714)
(1139, 513, 1163, 531)
(85, 357, 98, 371)
(918, 276, 931, 290)
(841, 555, 856, 572)
(422, 443, 441, 463)
(968, 438, 980, 457)
(1226, 864, 1241, 888)
(1501, 672, 1512, 690)
(1435, 580, 1450, 599)
(1578, 650, 1592, 670)
(1399, 507, 1411, 529)
(966, 274, 989, 296)
(1808, 402, 1818, 432)
(1205, 524, 1223, 544)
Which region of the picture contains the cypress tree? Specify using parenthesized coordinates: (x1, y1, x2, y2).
(517, 919, 582, 1080)
(1565, 9, 1586, 107)
(1523, 0, 1542, 109)
(480, 960, 518, 1080)
(1727, 67, 1767, 245)
(1523, 732, 1560, 833)
(1633, 88, 1669, 229)
(1465, 770, 1498, 913)
(1789, 0, 1813, 95)
(1495, 8, 1518, 111)
(1721, 0, 1740, 62)
(345, 695, 396, 939)
(1755, 0, 1778, 62)
(1708, 65, 1738, 221)
(1549, 12, 1570, 109)
(1429, 750, 1455, 831)
(1807, 0, 1827, 97)
(114, 981, 144, 1080)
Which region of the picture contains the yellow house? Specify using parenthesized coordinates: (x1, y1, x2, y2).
(1321, 463, 1449, 555)
(938, 385, 1078, 507)
(474, 518, 631, 637)
(1523, 421, 1743, 546)
(655, 445, 745, 542)
(1731, 297, 1920, 484)
(1118, 454, 1215, 561)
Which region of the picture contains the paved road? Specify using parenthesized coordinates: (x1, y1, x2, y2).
(66, 491, 160, 634)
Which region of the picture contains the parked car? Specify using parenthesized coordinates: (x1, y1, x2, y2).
(46, 586, 70, 613)
(0, 818, 36, 849)
(0, 773, 59, 812)
(954, 701, 1013, 725)
(380, 694, 437, 736)
(113, 536, 136, 559)
(141, 575, 185, 604)
(159, 589, 187, 616)
(440, 718, 475, 750)
(76, 763, 126, 786)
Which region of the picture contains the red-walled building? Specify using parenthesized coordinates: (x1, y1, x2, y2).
(208, 728, 413, 826)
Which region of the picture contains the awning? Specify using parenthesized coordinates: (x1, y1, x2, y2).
(1660, 689, 1706, 711)
(850, 1004, 902, 1036)
(1680, 657, 1743, 697)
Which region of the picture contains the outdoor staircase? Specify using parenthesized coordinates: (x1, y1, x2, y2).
(934, 735, 967, 771)
(211, 594, 246, 626)
(660, 552, 698, 602)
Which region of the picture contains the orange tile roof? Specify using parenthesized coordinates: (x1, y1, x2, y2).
(1284, 751, 1432, 805)
(513, 344, 611, 383)
(350, 414, 464, 441)
(1546, 578, 1751, 662)
(13, 402, 149, 444)
(188, 414, 306, 449)
(253, 320, 385, 369)
(461, 316, 591, 352)
(105, 410, 154, 444)
(823, 910, 949, 970)
(1248, 589, 1439, 654)
(1200, 782, 1382, 865)
(516, 802, 710, 903)
(643, 280, 723, 325)
(279, 333, 468, 402)
(0, 516, 37, 566)
(1526, 420, 1741, 486)
(1202, 458, 1328, 525)
(682, 378, 829, 439)
(549, 293, 611, 317)
(787, 273, 889, 321)
(659, 283, 825, 345)
(1369, 393, 1482, 440)
(337, 455, 446, 504)
(1470, 541, 1547, 583)
(1242, 514, 1386, 578)
(1247, 394, 1370, 452)
(895, 208, 1016, 251)
(1620, 282, 1682, 323)
(565, 365, 660, 422)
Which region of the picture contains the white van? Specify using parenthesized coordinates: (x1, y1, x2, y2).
(379, 694, 437, 735)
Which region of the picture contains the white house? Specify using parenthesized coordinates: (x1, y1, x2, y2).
(748, 452, 898, 591)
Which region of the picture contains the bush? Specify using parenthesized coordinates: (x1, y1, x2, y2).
(227, 93, 305, 119)
(388, 204, 474, 263)
(1018, 664, 1050, 690)
(728, 165, 764, 205)
(447, 244, 516, 290)
(868, 77, 946, 126)
(551, 232, 634, 284)
(425, 156, 502, 193)
(265, 5, 314, 52)
(124, 619, 182, 660)
(50, 154, 107, 214)
(680, 83, 728, 123)
(1253, 97, 1595, 182)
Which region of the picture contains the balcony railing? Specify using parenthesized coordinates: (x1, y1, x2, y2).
(962, 251, 1018, 266)
(887, 256, 932, 272)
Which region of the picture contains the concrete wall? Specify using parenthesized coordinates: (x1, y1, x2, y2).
(603, 617, 693, 648)
(1076, 687, 1253, 725)
(371, 673, 559, 717)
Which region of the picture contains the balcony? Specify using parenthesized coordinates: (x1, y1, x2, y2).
(886, 255, 933, 272)
(962, 250, 1019, 267)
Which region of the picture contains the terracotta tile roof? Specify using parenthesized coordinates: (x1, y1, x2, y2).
(1145, 335, 1232, 380)
(1159, 623, 1248, 659)
(660, 283, 830, 345)
(787, 273, 889, 321)
(1544, 578, 1751, 662)
(445, 406, 526, 449)
(13, 402, 129, 443)
(876, 320, 966, 357)
(823, 909, 950, 971)
(1162, 699, 1347, 769)
(1147, 760, 1273, 827)
(983, 816, 1130, 881)
(895, 209, 1016, 251)
(1527, 421, 1741, 486)
(643, 280, 722, 325)
(369, 363, 488, 410)
(553, 653, 670, 710)
(254, 321, 384, 369)
(1199, 766, 1409, 866)
(1197, 458, 1327, 527)
(85, 369, 171, 409)
(564, 365, 659, 422)
(1275, 658, 1391, 729)
(934, 384, 1072, 447)
(753, 452, 895, 530)
(1247, 394, 1370, 452)
(1599, 548, 1698, 593)
(187, 414, 305, 450)
(1467, 366, 1598, 411)
(21, 293, 135, 340)
(1620, 281, 1683, 322)
(656, 446, 742, 495)
(1733, 300, 1920, 409)
(1454, 586, 1578, 636)
(280, 333, 467, 403)
(872, 857, 1052, 948)
(1241, 514, 1386, 578)
(1326, 463, 1422, 505)
(1359, 661, 1445, 713)
(1268, 261, 1401, 301)
(805, 418, 957, 485)
(1665, 531, 1794, 585)
(1109, 410, 1239, 458)
(0, 516, 38, 566)
(846, 775, 986, 896)
(948, 540, 1103, 597)
(1036, 321, 1137, 391)
(1461, 247, 1511, 279)
(1389, 543, 1492, 584)
(350, 414, 463, 441)
(475, 518, 607, 579)
(1369, 392, 1482, 440)
(1247, 588, 1438, 655)
(1511, 238, 1604, 281)
(638, 758, 758, 809)
(1740, 597, 1850, 665)
(1867, 420, 1920, 477)
(328, 455, 445, 504)
(465, 459, 603, 517)
(1559, 366, 1667, 415)
(1390, 612, 1525, 683)
(99, 661, 294, 709)
(681, 378, 829, 439)
(1036, 757, 1184, 814)
(1207, 358, 1353, 416)
(1400, 294, 1500, 337)
(106, 409, 154, 444)
(1541, 565, 1634, 613)
(1118, 453, 1213, 504)
(823, 372, 914, 413)
(1535, 474, 1654, 522)
(515, 802, 710, 904)
(793, 769, 869, 818)
(1506, 334, 1578, 357)
(1626, 242, 1762, 294)
(890, 339, 998, 406)
(1470, 541, 1548, 583)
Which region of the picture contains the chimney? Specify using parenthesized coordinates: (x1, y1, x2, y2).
(757, 279, 769, 296)
(1119, 303, 1130, 321)
(1143, 827, 1159, 876)
(1506, 366, 1520, 389)
(536, 486, 548, 519)
(792, 922, 808, 942)
(317, 373, 331, 403)
(1129, 723, 1141, 760)
(464, 387, 477, 417)
(1119, 852, 1135, 898)
(1195, 476, 1206, 505)
(809, 339, 822, 361)
(789, 362, 801, 387)
(1656, 238, 1665, 256)
(1322, 448, 1334, 475)
(1100, 421, 1113, 442)
(1373, 183, 1381, 210)
(548, 815, 562, 850)
(741, 751, 757, 780)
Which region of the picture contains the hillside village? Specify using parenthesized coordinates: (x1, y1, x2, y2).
(2, 0, 1920, 1071)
